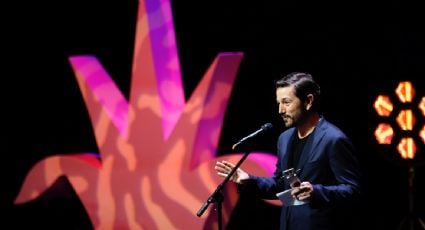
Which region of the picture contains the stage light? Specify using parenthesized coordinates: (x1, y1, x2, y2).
(373, 95, 393, 117)
(373, 81, 423, 160)
(373, 80, 425, 230)
(374, 123, 394, 144)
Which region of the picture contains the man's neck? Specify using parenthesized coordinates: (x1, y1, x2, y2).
(297, 113, 321, 139)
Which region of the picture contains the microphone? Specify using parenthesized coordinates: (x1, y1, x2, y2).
(232, 123, 273, 150)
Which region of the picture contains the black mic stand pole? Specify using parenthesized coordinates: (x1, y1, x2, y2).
(196, 148, 252, 230)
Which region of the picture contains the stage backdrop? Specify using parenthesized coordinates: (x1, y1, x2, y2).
(4, 0, 425, 230)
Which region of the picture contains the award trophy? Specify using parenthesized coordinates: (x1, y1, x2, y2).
(276, 168, 308, 206)
(281, 168, 301, 188)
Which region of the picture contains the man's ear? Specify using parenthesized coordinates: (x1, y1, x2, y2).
(305, 94, 314, 111)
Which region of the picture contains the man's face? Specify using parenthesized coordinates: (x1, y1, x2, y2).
(276, 86, 304, 128)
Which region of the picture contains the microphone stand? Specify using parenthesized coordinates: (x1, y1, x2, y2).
(196, 148, 252, 230)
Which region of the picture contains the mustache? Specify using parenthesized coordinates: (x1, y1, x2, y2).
(281, 115, 290, 119)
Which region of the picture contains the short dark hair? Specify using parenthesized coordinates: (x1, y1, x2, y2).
(275, 72, 321, 112)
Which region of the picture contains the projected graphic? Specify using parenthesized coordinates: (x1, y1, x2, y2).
(14, 0, 278, 229)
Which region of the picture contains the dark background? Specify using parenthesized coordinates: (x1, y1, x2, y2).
(3, 1, 424, 229)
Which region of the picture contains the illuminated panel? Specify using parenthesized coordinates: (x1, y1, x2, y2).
(421, 125, 425, 144)
(396, 109, 415, 131)
(397, 137, 417, 159)
(395, 81, 415, 103)
(374, 123, 394, 144)
(420, 97, 425, 116)
(374, 95, 393, 117)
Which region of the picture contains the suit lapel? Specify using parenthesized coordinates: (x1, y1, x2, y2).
(296, 119, 326, 175)
(282, 129, 297, 170)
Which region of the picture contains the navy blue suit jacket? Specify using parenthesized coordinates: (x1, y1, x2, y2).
(246, 117, 362, 230)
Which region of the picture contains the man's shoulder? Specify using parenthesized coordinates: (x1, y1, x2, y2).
(319, 119, 351, 141)
(278, 127, 296, 139)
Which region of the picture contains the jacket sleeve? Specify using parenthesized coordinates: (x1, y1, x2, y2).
(237, 156, 286, 199)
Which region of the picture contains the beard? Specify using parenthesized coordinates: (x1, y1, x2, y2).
(282, 108, 309, 128)
(283, 116, 295, 128)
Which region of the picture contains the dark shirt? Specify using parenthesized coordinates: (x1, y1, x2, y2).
(288, 133, 309, 170)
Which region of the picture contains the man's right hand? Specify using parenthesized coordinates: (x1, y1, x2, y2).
(214, 161, 250, 184)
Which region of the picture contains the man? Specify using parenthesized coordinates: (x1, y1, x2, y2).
(215, 72, 362, 230)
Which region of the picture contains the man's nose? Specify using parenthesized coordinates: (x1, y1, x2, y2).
(278, 104, 285, 114)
